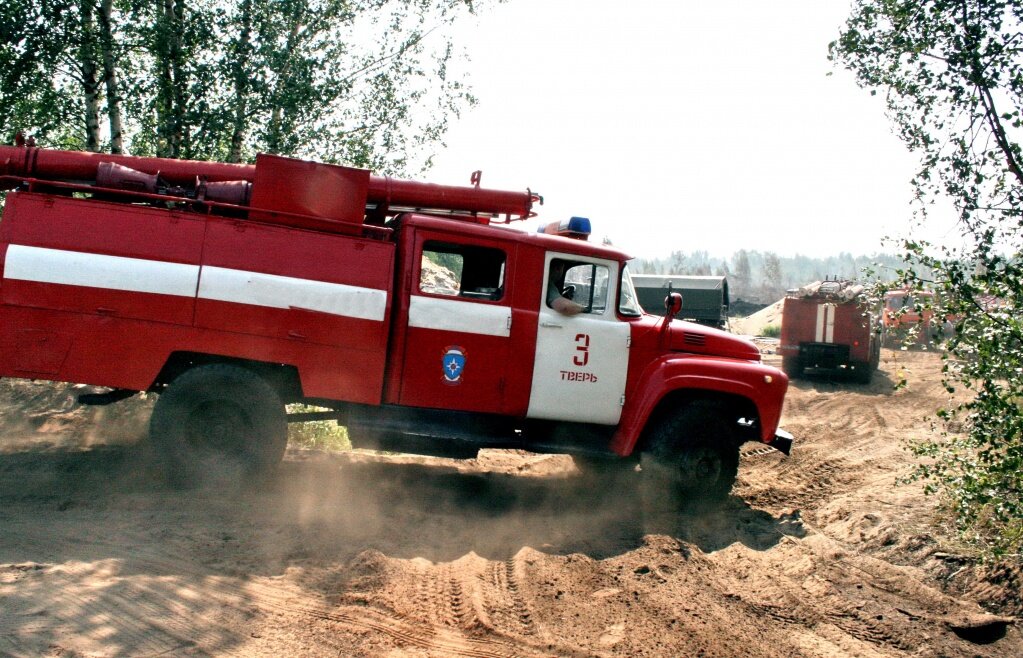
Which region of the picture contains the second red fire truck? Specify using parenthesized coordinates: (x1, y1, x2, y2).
(779, 279, 881, 384)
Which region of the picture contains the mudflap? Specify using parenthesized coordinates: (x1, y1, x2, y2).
(769, 429, 794, 455)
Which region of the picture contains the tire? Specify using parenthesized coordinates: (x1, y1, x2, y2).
(150, 364, 287, 487)
(850, 361, 874, 385)
(640, 400, 740, 513)
(781, 355, 802, 379)
(882, 327, 898, 349)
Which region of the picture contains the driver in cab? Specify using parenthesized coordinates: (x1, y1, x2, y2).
(547, 260, 584, 316)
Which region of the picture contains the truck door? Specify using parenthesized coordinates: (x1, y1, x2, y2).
(527, 253, 630, 425)
(395, 234, 513, 414)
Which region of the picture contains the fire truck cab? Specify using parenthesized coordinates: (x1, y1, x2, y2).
(0, 144, 792, 503)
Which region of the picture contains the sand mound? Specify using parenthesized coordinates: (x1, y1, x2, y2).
(733, 299, 784, 336)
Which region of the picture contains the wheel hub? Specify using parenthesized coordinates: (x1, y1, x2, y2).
(186, 400, 250, 454)
(678, 446, 723, 484)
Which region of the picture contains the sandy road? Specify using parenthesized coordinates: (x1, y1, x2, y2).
(0, 349, 1019, 657)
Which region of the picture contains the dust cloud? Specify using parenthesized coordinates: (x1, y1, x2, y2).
(1, 350, 1021, 656)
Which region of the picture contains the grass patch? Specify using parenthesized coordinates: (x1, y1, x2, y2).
(761, 324, 781, 338)
(286, 404, 351, 452)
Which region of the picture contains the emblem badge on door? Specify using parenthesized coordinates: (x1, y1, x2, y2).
(442, 346, 467, 385)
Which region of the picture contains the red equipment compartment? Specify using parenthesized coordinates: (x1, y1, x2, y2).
(249, 154, 370, 227)
(0, 304, 387, 397)
(0, 193, 205, 326)
(195, 217, 393, 351)
(0, 190, 395, 401)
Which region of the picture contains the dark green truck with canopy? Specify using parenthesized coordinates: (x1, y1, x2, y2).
(631, 275, 730, 330)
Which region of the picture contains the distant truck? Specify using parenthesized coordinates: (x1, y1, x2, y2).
(631, 275, 730, 330)
(882, 289, 938, 346)
(779, 279, 880, 383)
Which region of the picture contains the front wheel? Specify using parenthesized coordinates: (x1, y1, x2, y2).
(150, 364, 288, 487)
(640, 400, 740, 512)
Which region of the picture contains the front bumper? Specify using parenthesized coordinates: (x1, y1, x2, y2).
(769, 428, 794, 455)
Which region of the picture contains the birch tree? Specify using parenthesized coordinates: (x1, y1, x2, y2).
(832, 0, 1023, 557)
(0, 0, 491, 174)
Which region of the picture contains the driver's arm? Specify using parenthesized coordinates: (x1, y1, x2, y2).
(551, 295, 584, 316)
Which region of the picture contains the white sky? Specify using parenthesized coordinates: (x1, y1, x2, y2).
(427, 0, 960, 260)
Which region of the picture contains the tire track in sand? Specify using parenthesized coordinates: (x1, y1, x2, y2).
(334, 550, 600, 657)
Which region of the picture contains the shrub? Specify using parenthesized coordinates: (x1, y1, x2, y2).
(286, 404, 351, 452)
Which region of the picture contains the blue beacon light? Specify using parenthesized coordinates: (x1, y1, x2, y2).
(538, 216, 591, 240)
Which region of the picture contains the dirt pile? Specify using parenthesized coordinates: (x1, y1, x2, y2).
(732, 298, 785, 336)
(0, 350, 1020, 656)
(419, 257, 460, 295)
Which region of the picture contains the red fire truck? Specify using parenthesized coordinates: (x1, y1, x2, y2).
(0, 142, 791, 502)
(779, 279, 880, 384)
(882, 289, 936, 346)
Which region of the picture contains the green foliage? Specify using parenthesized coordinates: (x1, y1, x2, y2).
(0, 0, 492, 173)
(832, 1, 1023, 559)
(761, 324, 781, 338)
(286, 404, 351, 452)
(0, 0, 91, 149)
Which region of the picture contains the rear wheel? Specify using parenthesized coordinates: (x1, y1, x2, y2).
(781, 355, 802, 379)
(849, 361, 874, 384)
(150, 364, 287, 487)
(640, 400, 740, 513)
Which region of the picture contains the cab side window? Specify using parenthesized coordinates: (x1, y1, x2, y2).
(547, 259, 610, 314)
(420, 242, 506, 301)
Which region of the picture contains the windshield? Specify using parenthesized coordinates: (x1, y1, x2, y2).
(618, 264, 642, 316)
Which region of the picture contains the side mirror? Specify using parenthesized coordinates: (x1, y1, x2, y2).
(562, 284, 576, 301)
(664, 292, 683, 318)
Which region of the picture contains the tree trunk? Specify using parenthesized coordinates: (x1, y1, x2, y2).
(228, 0, 253, 163)
(268, 9, 304, 154)
(80, 1, 101, 152)
(155, 0, 186, 158)
(154, 0, 173, 157)
(171, 0, 187, 157)
(97, 0, 123, 154)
